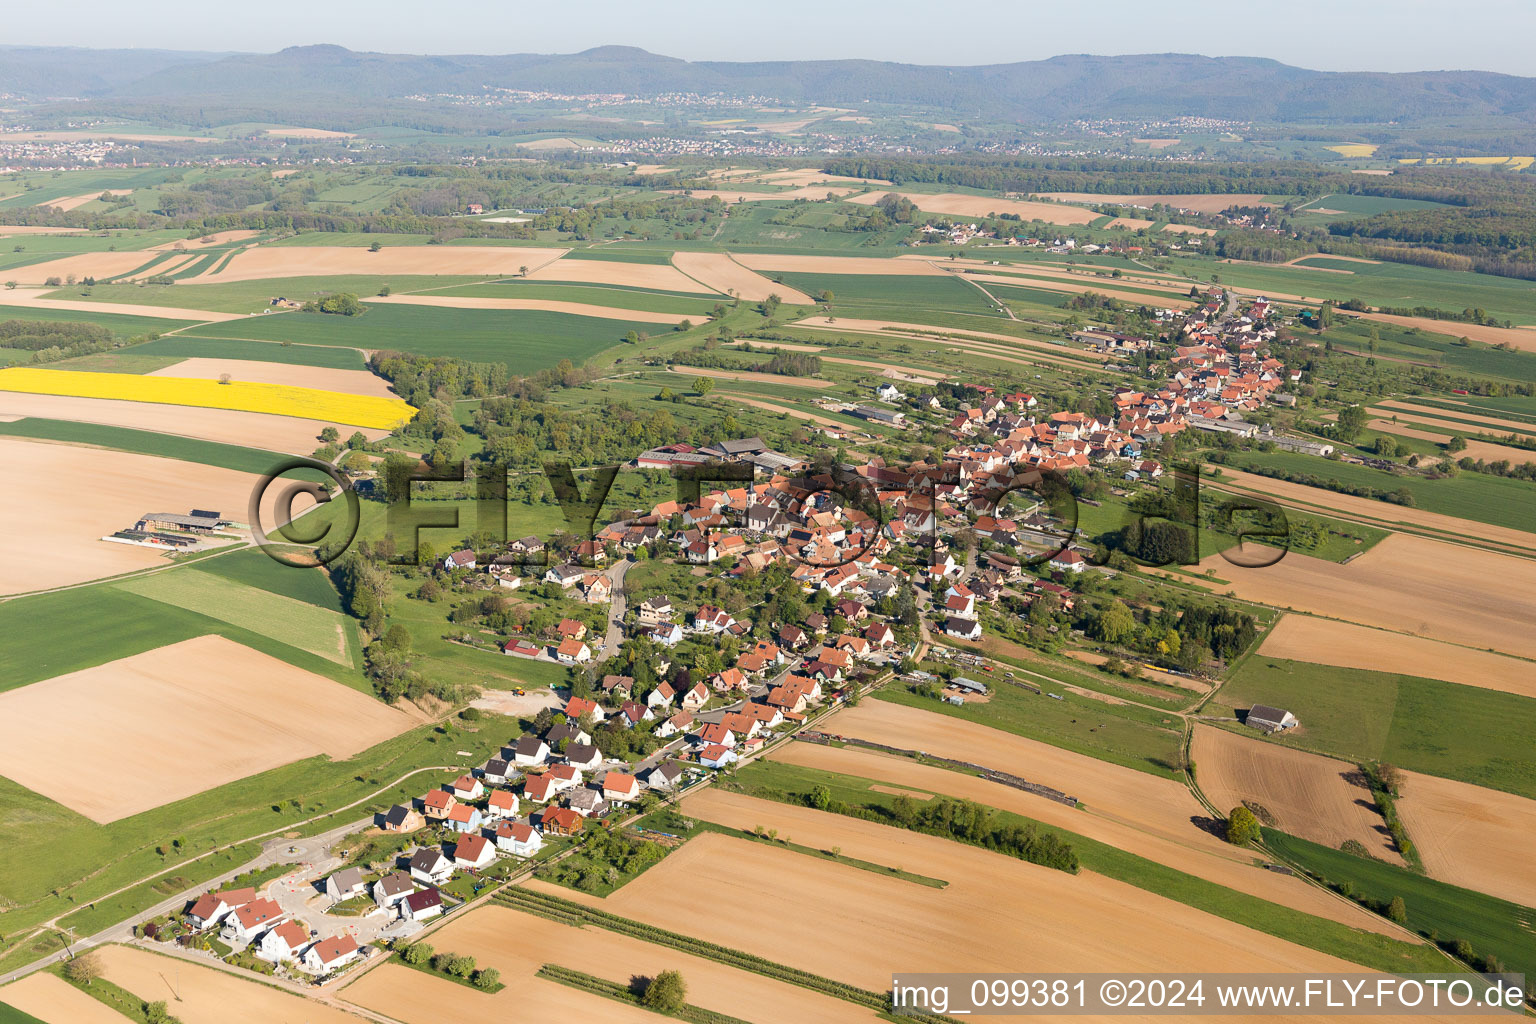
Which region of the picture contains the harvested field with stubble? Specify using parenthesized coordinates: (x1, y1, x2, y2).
(770, 741, 1398, 935)
(0, 971, 134, 1023)
(365, 293, 700, 324)
(0, 635, 415, 823)
(11, 251, 165, 285)
(0, 437, 258, 594)
(147, 358, 399, 399)
(1190, 725, 1401, 862)
(644, 794, 1365, 980)
(0, 391, 392, 452)
(36, 189, 132, 212)
(1194, 533, 1536, 660)
(1260, 615, 1536, 699)
(1365, 420, 1536, 466)
(846, 191, 1101, 225)
(672, 252, 813, 303)
(0, 286, 241, 322)
(341, 904, 881, 1024)
(827, 702, 1248, 868)
(527, 256, 712, 293)
(198, 244, 567, 282)
(1394, 770, 1536, 906)
(93, 944, 363, 1024)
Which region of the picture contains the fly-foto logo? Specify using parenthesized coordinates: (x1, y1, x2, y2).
(248, 454, 1294, 570)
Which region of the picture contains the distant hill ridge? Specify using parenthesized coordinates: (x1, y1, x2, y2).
(5, 44, 1536, 125)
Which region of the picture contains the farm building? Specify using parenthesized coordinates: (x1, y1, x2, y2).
(949, 676, 989, 695)
(134, 510, 231, 533)
(1245, 704, 1300, 733)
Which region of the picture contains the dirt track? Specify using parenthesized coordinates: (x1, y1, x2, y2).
(1395, 770, 1536, 906)
(1190, 725, 1401, 862)
(1259, 615, 1536, 699)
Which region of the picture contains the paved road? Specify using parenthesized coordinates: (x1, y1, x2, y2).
(597, 556, 635, 657)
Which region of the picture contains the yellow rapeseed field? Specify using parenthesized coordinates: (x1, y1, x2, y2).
(1326, 143, 1378, 158)
(0, 367, 414, 429)
(1398, 155, 1535, 170)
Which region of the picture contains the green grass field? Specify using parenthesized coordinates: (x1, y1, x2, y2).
(181, 303, 650, 367)
(1168, 253, 1536, 325)
(63, 274, 486, 314)
(0, 302, 187, 338)
(426, 279, 719, 314)
(0, 583, 360, 694)
(1265, 829, 1536, 979)
(0, 717, 509, 955)
(0, 1001, 46, 1024)
(731, 759, 1451, 975)
(122, 333, 368, 369)
(0, 418, 293, 471)
(875, 681, 1185, 779)
(115, 570, 358, 667)
(773, 272, 1000, 317)
(192, 547, 345, 612)
(1323, 315, 1536, 380)
(1229, 449, 1536, 534)
(1219, 657, 1536, 798)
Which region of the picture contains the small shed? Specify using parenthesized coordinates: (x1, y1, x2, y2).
(1244, 704, 1299, 733)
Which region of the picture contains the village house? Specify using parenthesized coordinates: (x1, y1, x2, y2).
(324, 867, 366, 903)
(373, 872, 415, 909)
(449, 774, 484, 801)
(512, 736, 550, 766)
(541, 806, 584, 836)
(185, 887, 255, 931)
(944, 616, 982, 641)
(655, 710, 694, 738)
(564, 696, 604, 722)
(496, 820, 544, 857)
(443, 549, 477, 571)
(648, 622, 685, 646)
(681, 682, 709, 711)
(699, 743, 737, 769)
(421, 789, 456, 821)
(402, 887, 444, 922)
(557, 618, 588, 641)
(697, 722, 737, 749)
(302, 934, 361, 976)
(567, 787, 609, 817)
(223, 898, 286, 945)
(602, 771, 641, 803)
(565, 743, 603, 770)
(637, 595, 674, 627)
(546, 721, 590, 747)
(255, 920, 309, 964)
(480, 758, 513, 785)
(409, 848, 453, 886)
(380, 804, 425, 833)
(646, 762, 683, 790)
(556, 638, 591, 665)
(453, 833, 496, 871)
(485, 789, 520, 821)
(445, 802, 483, 833)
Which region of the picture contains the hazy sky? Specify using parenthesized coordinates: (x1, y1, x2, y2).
(8, 0, 1534, 76)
